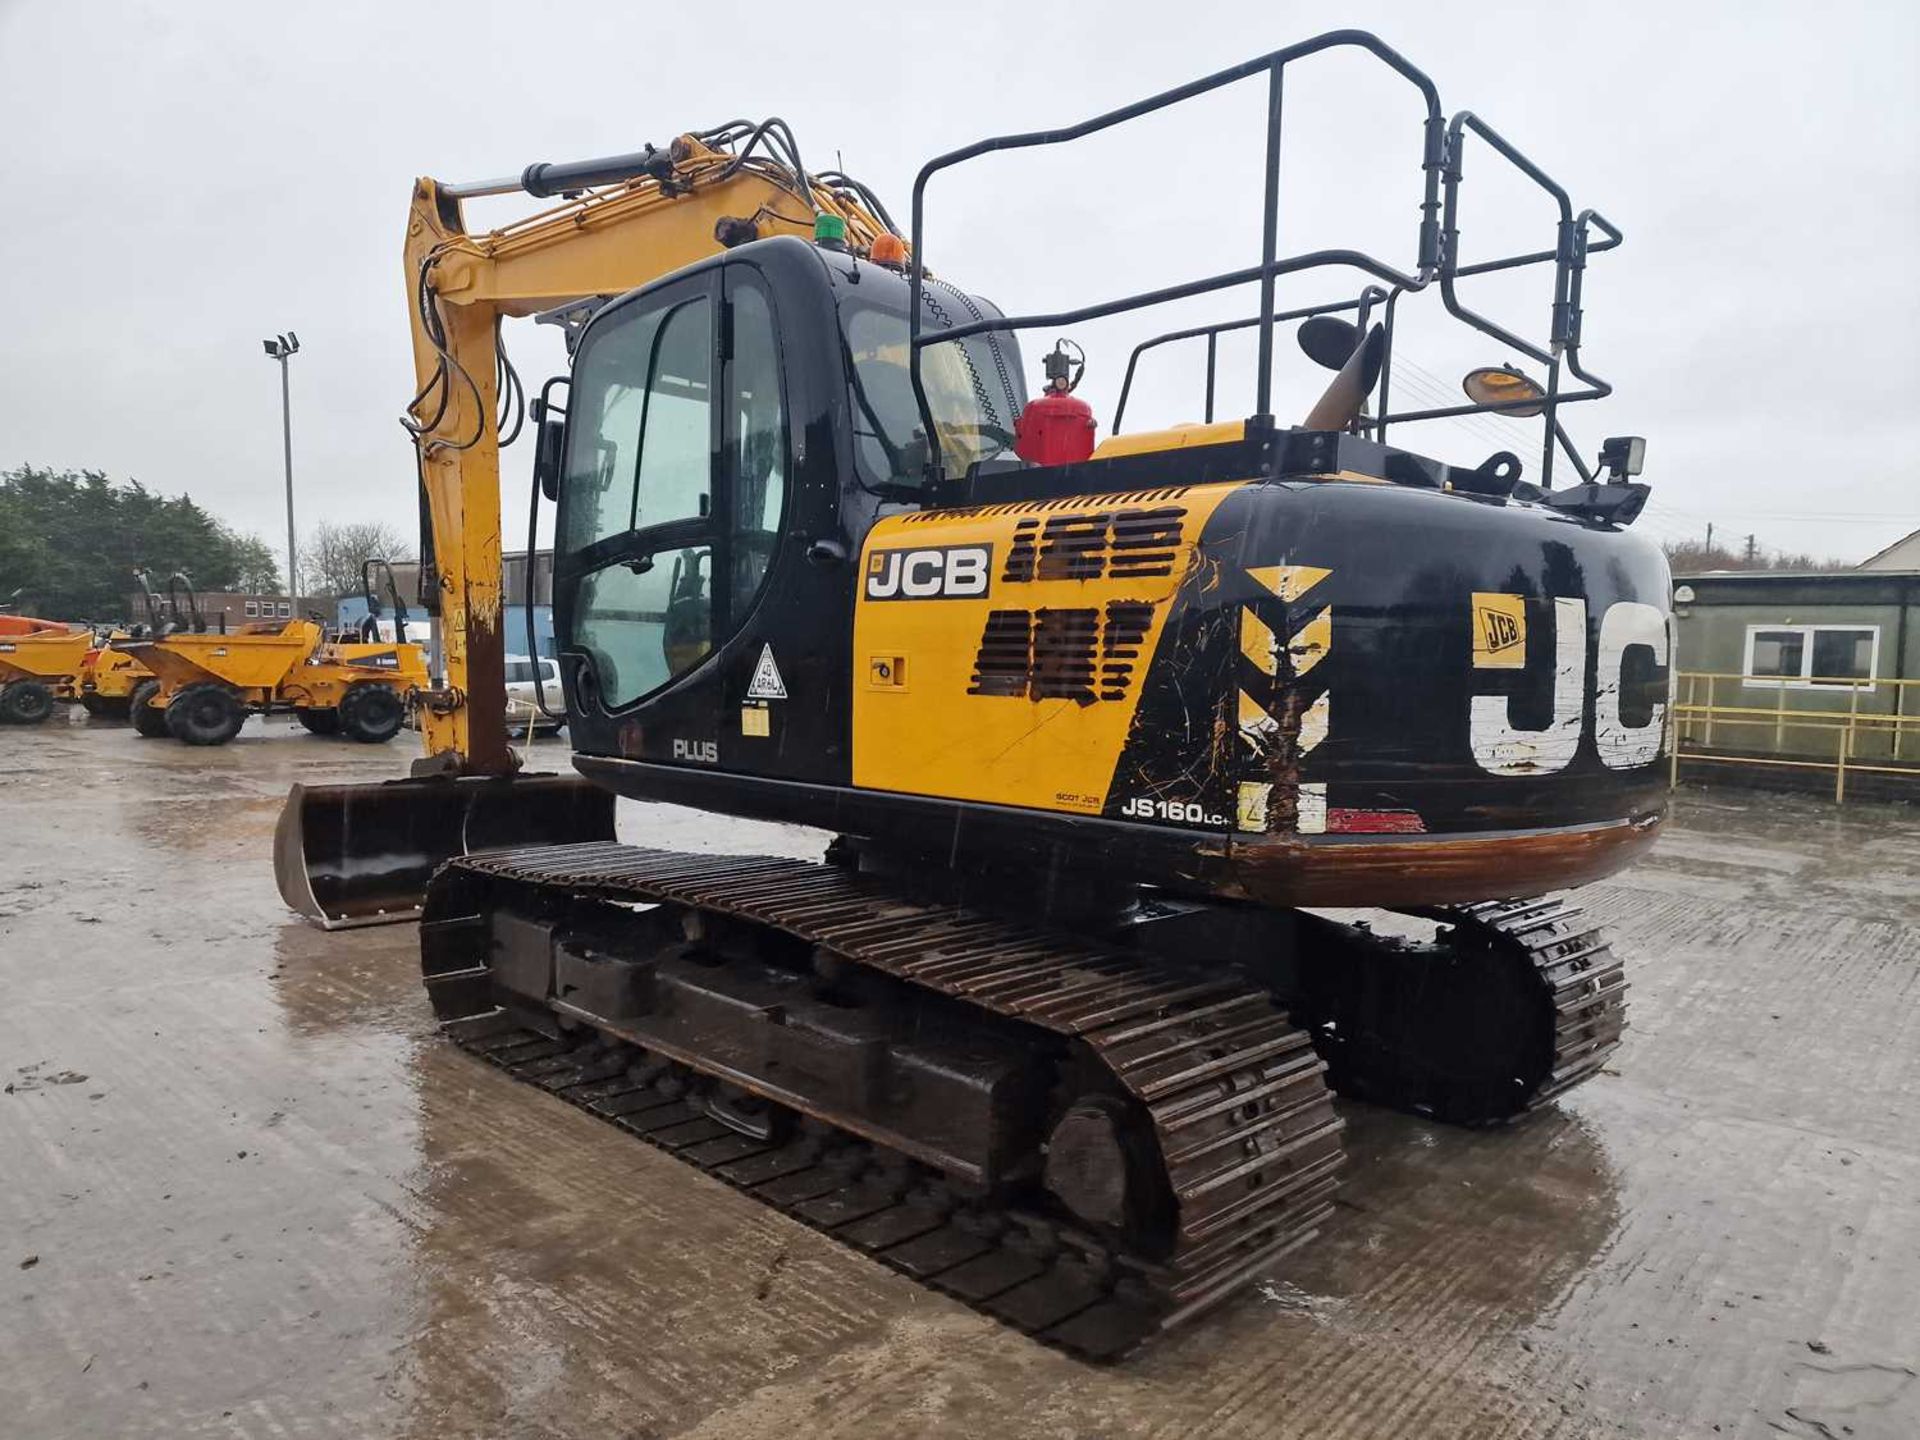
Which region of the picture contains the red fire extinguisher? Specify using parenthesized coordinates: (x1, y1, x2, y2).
(1013, 338, 1095, 466)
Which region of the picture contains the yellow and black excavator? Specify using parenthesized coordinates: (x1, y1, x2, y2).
(277, 31, 1668, 1354)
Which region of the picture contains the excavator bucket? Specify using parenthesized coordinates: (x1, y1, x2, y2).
(273, 773, 616, 929)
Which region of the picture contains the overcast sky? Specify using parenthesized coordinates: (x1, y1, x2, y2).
(2, 0, 1914, 574)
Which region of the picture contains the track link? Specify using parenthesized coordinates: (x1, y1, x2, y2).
(1464, 897, 1629, 1112)
(1300, 896, 1628, 1125)
(422, 842, 1345, 1359)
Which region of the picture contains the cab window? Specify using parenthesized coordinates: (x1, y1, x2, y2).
(839, 285, 1023, 491)
(727, 282, 785, 618)
(559, 296, 713, 555)
(558, 270, 788, 712)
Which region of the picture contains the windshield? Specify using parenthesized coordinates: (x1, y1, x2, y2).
(840, 281, 1025, 490)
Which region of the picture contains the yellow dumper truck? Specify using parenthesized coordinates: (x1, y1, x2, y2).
(0, 620, 91, 724)
(120, 619, 429, 745)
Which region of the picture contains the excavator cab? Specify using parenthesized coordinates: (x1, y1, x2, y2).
(539, 238, 1023, 779)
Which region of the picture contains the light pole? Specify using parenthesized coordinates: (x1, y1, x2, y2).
(262, 332, 300, 610)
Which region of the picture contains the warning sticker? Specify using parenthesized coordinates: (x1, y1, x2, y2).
(747, 643, 788, 699)
(1471, 593, 1527, 669)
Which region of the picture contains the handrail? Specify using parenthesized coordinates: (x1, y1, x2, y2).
(1112, 290, 1387, 433)
(1436, 114, 1622, 484)
(1669, 670, 1917, 803)
(906, 29, 1627, 492)
(908, 31, 1445, 484)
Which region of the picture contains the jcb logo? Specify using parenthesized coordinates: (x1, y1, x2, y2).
(1473, 595, 1526, 668)
(865, 545, 992, 601)
(1469, 595, 1670, 775)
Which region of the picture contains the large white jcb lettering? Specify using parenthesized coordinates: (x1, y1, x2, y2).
(1469, 597, 1668, 776)
(1594, 601, 1669, 770)
(1471, 597, 1587, 776)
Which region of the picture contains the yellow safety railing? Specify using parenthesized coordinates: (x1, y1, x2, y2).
(1670, 671, 1920, 802)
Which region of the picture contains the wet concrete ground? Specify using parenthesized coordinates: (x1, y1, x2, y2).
(2, 711, 1916, 1440)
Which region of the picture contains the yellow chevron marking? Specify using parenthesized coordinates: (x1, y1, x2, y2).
(1290, 606, 1332, 676)
(1238, 688, 1276, 742)
(1248, 563, 1331, 602)
(1298, 691, 1330, 752)
(1239, 607, 1278, 675)
(1236, 780, 1271, 831)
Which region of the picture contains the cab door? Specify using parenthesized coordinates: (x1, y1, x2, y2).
(553, 270, 723, 741)
(553, 256, 832, 774)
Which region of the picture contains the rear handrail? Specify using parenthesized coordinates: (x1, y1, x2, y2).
(1112, 288, 1389, 432)
(908, 29, 1624, 490)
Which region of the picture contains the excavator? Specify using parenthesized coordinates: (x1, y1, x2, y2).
(275, 31, 1668, 1355)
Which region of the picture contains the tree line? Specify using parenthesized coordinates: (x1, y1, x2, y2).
(0, 465, 283, 621)
(1660, 539, 1855, 576)
(0, 465, 414, 622)
(8, 461, 1863, 625)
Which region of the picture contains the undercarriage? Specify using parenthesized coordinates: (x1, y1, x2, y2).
(420, 841, 1626, 1358)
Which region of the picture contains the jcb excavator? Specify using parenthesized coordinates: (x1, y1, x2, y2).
(276, 31, 1667, 1355)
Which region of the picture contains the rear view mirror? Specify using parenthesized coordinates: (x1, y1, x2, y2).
(535, 417, 565, 501)
(1298, 314, 1363, 371)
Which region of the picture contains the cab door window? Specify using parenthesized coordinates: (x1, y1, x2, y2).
(559, 295, 712, 554)
(558, 268, 787, 715)
(561, 286, 716, 709)
(571, 543, 713, 708)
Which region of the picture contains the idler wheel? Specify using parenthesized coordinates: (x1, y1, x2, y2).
(1044, 1093, 1164, 1240)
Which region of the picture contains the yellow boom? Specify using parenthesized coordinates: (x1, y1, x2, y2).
(278, 127, 898, 927)
(403, 132, 894, 776)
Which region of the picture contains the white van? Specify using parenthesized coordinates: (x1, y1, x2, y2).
(504, 654, 565, 736)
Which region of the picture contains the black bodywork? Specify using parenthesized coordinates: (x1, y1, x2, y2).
(1108, 478, 1671, 835)
(547, 237, 1668, 899)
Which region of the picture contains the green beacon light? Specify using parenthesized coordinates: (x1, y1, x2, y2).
(813, 212, 848, 250)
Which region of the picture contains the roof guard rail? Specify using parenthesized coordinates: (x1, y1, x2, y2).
(908, 29, 1624, 490)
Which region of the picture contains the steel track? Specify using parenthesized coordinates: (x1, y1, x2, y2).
(1301, 895, 1629, 1125)
(423, 842, 1347, 1360)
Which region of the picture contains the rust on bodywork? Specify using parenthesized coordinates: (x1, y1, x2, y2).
(1222, 813, 1665, 908)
